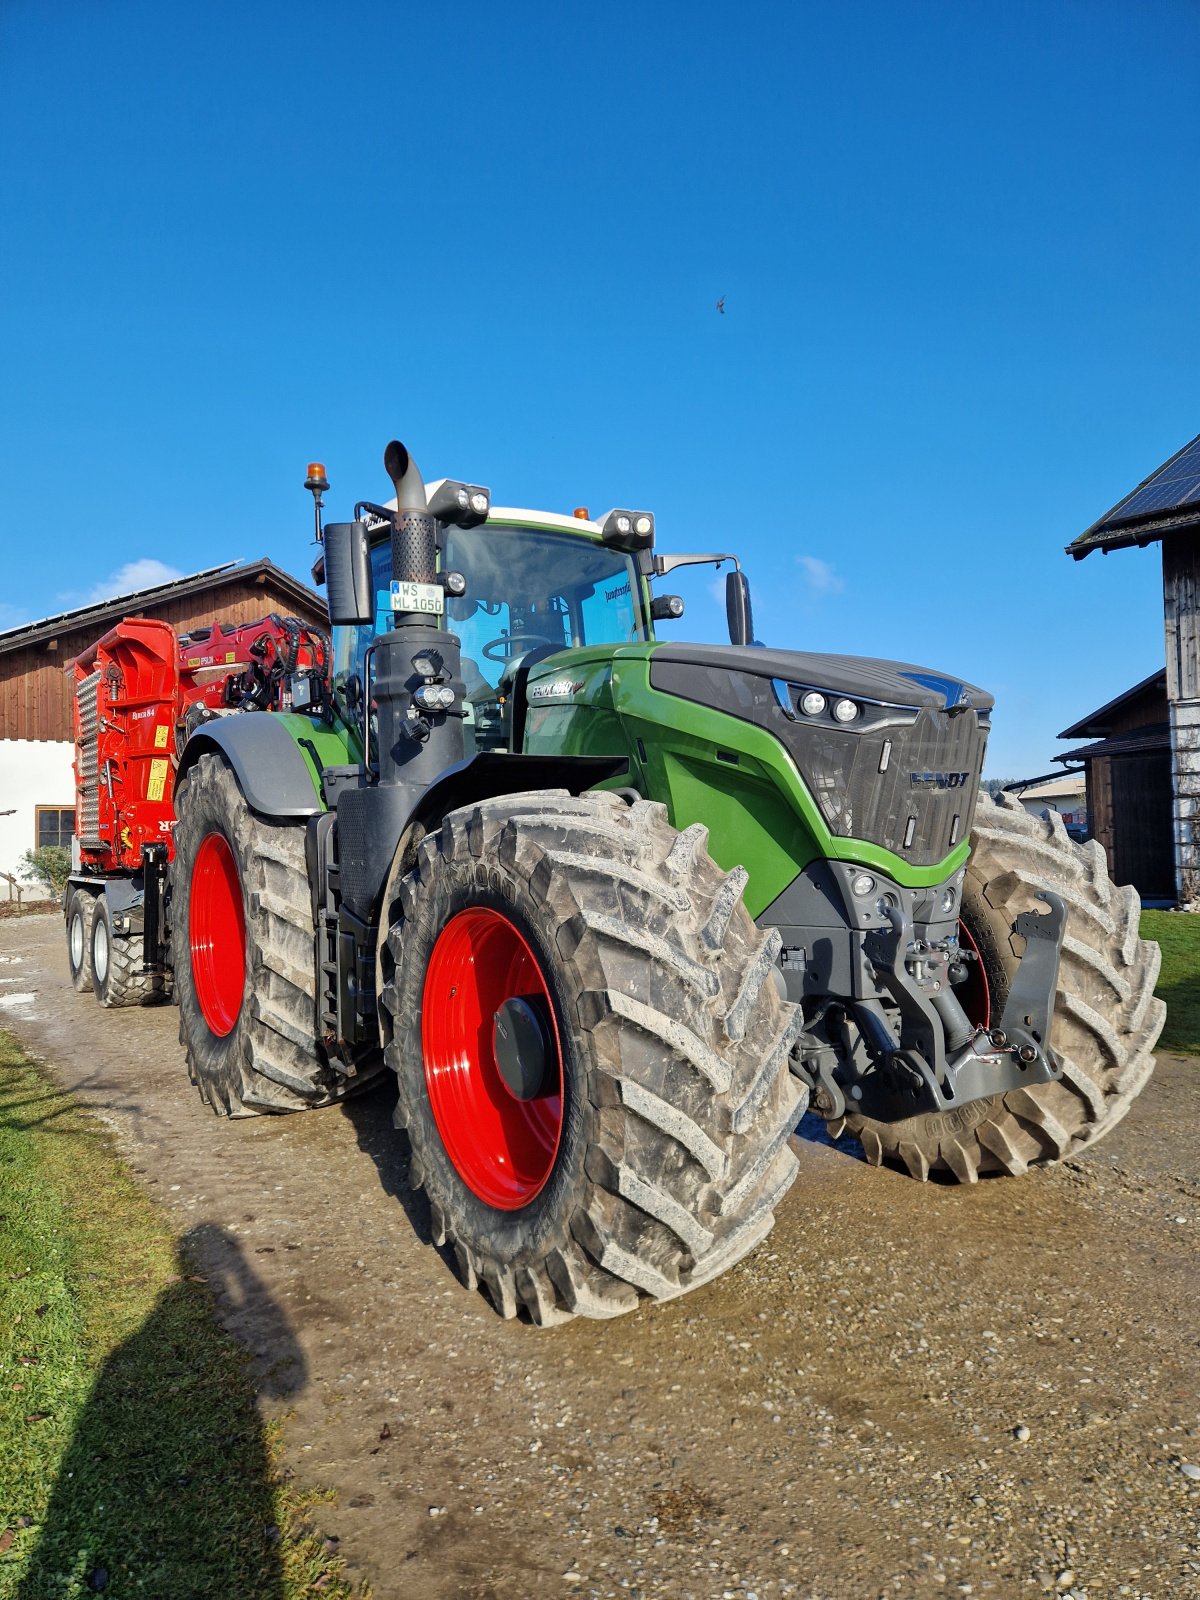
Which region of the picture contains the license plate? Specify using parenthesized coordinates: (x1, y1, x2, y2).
(390, 580, 445, 616)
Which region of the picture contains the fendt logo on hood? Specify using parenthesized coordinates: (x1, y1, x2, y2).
(910, 771, 969, 791)
(528, 679, 586, 703)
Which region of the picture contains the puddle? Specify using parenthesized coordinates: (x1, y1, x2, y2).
(0, 992, 37, 1008)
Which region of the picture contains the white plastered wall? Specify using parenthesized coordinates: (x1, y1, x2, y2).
(0, 740, 76, 891)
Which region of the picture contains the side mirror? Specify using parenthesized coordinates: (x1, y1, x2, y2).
(323, 521, 374, 625)
(650, 594, 684, 622)
(726, 571, 754, 647)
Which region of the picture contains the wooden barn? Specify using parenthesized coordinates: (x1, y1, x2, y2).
(0, 560, 327, 888)
(1067, 432, 1200, 907)
(1056, 670, 1173, 902)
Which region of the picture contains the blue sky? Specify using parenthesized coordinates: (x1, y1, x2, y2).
(3, 0, 1197, 776)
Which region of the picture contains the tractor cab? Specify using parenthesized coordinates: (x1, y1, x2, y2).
(329, 498, 656, 759)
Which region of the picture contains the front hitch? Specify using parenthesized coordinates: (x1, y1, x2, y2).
(844, 893, 1067, 1122)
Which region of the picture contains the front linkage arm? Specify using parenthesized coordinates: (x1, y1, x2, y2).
(835, 892, 1067, 1124)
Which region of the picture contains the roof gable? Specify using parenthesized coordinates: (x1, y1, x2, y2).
(1058, 668, 1167, 739)
(0, 559, 326, 657)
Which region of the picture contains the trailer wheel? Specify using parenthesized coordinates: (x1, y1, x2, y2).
(835, 792, 1166, 1182)
(380, 791, 808, 1324)
(66, 889, 97, 992)
(90, 896, 160, 1007)
(172, 751, 372, 1115)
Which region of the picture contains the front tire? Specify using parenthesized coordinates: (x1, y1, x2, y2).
(837, 792, 1166, 1182)
(381, 791, 808, 1324)
(172, 751, 365, 1115)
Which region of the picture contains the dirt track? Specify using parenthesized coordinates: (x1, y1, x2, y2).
(2, 911, 1198, 1600)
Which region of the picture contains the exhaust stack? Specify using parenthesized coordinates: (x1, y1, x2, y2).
(383, 439, 438, 598)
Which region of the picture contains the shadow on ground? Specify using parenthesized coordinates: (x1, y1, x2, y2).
(17, 1224, 306, 1600)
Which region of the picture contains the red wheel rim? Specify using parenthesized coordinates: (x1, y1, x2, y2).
(422, 907, 564, 1210)
(957, 916, 991, 1028)
(190, 832, 246, 1037)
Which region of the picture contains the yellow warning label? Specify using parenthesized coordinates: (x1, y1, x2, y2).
(227, 651, 236, 663)
(147, 758, 169, 803)
(154, 724, 169, 748)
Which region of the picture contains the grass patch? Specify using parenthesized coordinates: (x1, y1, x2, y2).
(1141, 910, 1200, 1056)
(0, 1032, 366, 1599)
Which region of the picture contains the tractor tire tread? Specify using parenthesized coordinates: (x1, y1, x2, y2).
(174, 752, 382, 1115)
(839, 790, 1164, 1181)
(382, 789, 807, 1323)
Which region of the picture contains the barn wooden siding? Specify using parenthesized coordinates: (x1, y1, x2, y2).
(1075, 676, 1174, 899)
(0, 574, 327, 745)
(1164, 539, 1200, 905)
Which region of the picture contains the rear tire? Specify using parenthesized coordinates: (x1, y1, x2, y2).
(172, 751, 369, 1115)
(380, 791, 808, 1324)
(66, 888, 97, 993)
(837, 792, 1165, 1182)
(90, 896, 160, 1007)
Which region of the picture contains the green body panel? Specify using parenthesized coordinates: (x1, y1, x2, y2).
(271, 713, 359, 809)
(522, 645, 969, 917)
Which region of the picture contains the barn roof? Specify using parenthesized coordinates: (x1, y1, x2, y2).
(1056, 721, 1172, 763)
(1068, 432, 1200, 559)
(1057, 668, 1167, 740)
(0, 559, 326, 657)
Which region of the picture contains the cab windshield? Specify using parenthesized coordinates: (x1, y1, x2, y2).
(332, 522, 648, 732)
(444, 523, 647, 689)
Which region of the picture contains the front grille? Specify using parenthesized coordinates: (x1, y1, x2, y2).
(649, 659, 987, 866)
(794, 706, 985, 864)
(76, 671, 102, 847)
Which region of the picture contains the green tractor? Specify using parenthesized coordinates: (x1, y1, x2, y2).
(170, 441, 1164, 1324)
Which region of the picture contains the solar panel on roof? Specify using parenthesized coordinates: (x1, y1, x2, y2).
(1070, 430, 1200, 554)
(1102, 434, 1200, 526)
(1116, 476, 1200, 520)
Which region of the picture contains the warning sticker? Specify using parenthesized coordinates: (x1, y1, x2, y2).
(147, 758, 170, 803)
(154, 724, 169, 749)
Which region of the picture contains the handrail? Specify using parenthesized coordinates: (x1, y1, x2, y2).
(0, 871, 24, 904)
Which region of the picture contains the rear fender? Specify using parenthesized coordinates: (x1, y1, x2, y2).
(177, 714, 340, 819)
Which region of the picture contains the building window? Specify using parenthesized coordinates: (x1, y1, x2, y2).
(35, 806, 75, 849)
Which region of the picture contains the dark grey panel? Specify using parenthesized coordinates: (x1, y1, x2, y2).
(178, 715, 324, 819)
(650, 658, 987, 866)
(649, 643, 993, 712)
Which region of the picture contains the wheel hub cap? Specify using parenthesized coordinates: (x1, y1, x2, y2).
(492, 996, 552, 1101)
(422, 907, 564, 1210)
(190, 832, 246, 1037)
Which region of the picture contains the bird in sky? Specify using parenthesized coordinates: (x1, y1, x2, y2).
(716, 296, 726, 315)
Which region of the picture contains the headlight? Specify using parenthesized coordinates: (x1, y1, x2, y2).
(939, 887, 957, 915)
(832, 698, 859, 723)
(851, 872, 876, 897)
(800, 691, 826, 716)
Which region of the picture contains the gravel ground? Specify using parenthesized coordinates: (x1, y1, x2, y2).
(2, 911, 1198, 1600)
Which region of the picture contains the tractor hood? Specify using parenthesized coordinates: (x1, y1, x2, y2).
(647, 643, 994, 716)
(646, 643, 993, 867)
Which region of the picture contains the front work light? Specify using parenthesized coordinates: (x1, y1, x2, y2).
(601, 508, 655, 551)
(427, 479, 491, 528)
(800, 691, 827, 716)
(832, 698, 860, 723)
